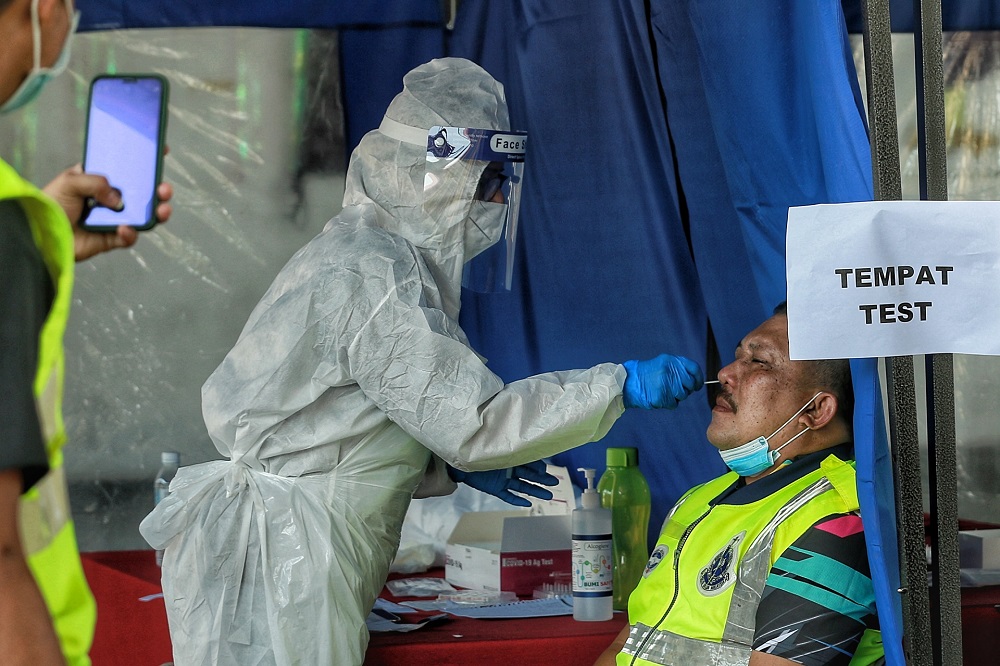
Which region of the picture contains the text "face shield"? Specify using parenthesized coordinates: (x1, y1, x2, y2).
(423, 126, 527, 292)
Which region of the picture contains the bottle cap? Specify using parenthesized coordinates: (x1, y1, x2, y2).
(606, 447, 638, 467)
(161, 451, 180, 465)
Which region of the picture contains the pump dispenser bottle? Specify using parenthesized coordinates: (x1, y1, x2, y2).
(598, 447, 651, 610)
(153, 451, 180, 566)
(572, 467, 613, 621)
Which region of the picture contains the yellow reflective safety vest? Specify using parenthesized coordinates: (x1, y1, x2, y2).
(1, 158, 96, 666)
(619, 453, 883, 666)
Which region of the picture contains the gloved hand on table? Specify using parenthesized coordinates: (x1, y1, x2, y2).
(447, 460, 558, 507)
(623, 354, 704, 409)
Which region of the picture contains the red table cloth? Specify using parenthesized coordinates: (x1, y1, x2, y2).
(80, 550, 626, 666)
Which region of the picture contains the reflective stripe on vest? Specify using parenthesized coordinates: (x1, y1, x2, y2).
(37, 356, 64, 449)
(723, 477, 834, 646)
(19, 465, 72, 555)
(624, 621, 749, 665)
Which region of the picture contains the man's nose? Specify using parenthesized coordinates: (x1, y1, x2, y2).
(717, 364, 737, 387)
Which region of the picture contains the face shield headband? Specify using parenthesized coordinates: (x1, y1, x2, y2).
(426, 126, 527, 292)
(718, 391, 823, 477)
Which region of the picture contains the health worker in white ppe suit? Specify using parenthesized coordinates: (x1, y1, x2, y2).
(140, 57, 704, 666)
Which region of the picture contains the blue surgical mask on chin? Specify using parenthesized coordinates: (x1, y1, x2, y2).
(0, 0, 79, 114)
(718, 392, 823, 477)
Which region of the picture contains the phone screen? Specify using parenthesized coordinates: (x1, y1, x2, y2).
(82, 75, 167, 230)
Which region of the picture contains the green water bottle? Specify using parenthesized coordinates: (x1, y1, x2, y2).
(597, 447, 651, 610)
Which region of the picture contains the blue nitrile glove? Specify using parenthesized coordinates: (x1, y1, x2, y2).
(622, 354, 704, 409)
(447, 460, 558, 507)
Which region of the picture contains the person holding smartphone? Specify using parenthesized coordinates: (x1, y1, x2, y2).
(0, 0, 173, 664)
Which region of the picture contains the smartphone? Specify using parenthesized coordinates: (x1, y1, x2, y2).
(81, 74, 169, 231)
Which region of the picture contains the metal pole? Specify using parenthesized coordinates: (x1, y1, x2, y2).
(885, 356, 933, 664)
(860, 0, 902, 202)
(860, 1, 934, 663)
(912, 0, 948, 203)
(912, 0, 963, 662)
(924, 355, 962, 664)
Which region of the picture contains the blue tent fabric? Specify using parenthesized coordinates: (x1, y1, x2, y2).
(340, 26, 446, 151)
(449, 0, 722, 548)
(646, 3, 766, 359)
(852, 358, 905, 666)
(651, 0, 873, 356)
(76, 0, 1000, 34)
(77, 0, 442, 32)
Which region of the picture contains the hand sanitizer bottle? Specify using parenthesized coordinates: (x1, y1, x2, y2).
(153, 451, 180, 566)
(572, 467, 613, 621)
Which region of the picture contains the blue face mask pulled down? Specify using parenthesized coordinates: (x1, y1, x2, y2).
(1, 0, 79, 114)
(718, 392, 822, 477)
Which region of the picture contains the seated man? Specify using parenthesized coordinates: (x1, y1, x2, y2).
(596, 303, 884, 665)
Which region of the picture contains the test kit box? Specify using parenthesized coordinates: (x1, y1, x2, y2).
(444, 510, 571, 596)
(959, 529, 1000, 569)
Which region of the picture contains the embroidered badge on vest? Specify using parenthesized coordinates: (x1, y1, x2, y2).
(698, 531, 745, 596)
(643, 544, 669, 578)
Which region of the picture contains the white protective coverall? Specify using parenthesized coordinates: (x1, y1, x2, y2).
(140, 58, 627, 666)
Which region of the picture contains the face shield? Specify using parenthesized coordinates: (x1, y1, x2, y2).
(423, 126, 527, 292)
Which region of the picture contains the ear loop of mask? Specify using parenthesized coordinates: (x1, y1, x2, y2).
(767, 391, 824, 463)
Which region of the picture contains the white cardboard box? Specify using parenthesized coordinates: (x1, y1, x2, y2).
(444, 510, 572, 595)
(959, 529, 1000, 569)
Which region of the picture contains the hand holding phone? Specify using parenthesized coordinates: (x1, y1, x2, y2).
(81, 74, 169, 232)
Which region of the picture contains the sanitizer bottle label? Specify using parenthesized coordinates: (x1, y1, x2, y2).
(572, 534, 613, 595)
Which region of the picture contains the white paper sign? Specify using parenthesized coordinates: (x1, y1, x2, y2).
(786, 201, 1000, 359)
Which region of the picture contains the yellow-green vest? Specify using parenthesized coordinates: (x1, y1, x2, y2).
(619, 454, 884, 666)
(0, 157, 96, 666)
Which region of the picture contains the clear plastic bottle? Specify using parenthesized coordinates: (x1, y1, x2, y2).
(572, 467, 613, 621)
(153, 451, 180, 566)
(598, 447, 651, 610)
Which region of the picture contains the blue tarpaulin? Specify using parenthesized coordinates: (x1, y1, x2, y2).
(77, 0, 442, 31)
(449, 0, 719, 540)
(77, 0, 1000, 33)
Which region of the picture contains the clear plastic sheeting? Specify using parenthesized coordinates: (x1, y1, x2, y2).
(0, 28, 347, 550)
(852, 32, 1000, 526)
